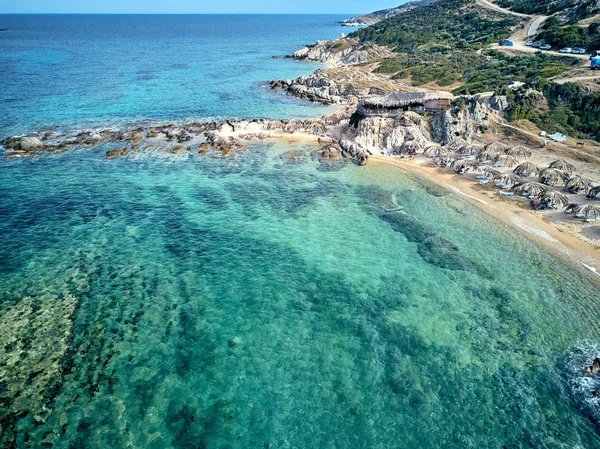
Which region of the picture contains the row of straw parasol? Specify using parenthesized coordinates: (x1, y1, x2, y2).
(412, 139, 600, 222)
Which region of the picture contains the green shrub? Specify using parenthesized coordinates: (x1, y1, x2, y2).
(350, 0, 518, 53)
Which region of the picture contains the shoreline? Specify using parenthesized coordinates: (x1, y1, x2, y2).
(3, 33, 599, 285)
(369, 155, 600, 281)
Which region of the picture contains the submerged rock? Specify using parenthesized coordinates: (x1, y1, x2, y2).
(106, 147, 129, 159)
(280, 151, 306, 164)
(0, 294, 77, 440)
(587, 358, 600, 375)
(171, 144, 188, 154)
(318, 144, 341, 160)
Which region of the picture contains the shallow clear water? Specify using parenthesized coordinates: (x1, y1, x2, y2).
(0, 14, 345, 136)
(1, 143, 600, 448)
(2, 12, 600, 449)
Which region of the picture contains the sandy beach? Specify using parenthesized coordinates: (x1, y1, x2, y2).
(370, 154, 600, 280)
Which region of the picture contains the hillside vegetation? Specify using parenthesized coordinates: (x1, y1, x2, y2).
(507, 82, 600, 141)
(496, 0, 599, 20)
(351, 0, 520, 52)
(345, 0, 600, 141)
(368, 50, 576, 93)
(537, 16, 600, 50)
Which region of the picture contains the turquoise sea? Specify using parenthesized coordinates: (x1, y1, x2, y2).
(1, 15, 600, 449)
(0, 14, 341, 136)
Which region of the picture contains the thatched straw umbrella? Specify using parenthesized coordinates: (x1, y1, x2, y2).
(549, 159, 576, 174)
(400, 140, 424, 155)
(453, 158, 480, 173)
(513, 162, 540, 177)
(564, 175, 593, 194)
(565, 203, 579, 214)
(494, 154, 519, 168)
(424, 145, 447, 158)
(485, 142, 507, 153)
(587, 186, 600, 200)
(482, 167, 502, 177)
(494, 173, 522, 189)
(506, 145, 532, 158)
(460, 144, 483, 156)
(539, 168, 569, 186)
(266, 120, 284, 131)
(477, 147, 498, 162)
(540, 191, 569, 209)
(573, 204, 600, 221)
(513, 182, 548, 197)
(448, 138, 469, 151)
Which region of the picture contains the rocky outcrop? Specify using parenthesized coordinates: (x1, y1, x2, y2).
(318, 143, 342, 160)
(318, 141, 368, 165)
(562, 0, 600, 22)
(270, 70, 381, 105)
(271, 71, 354, 105)
(1, 136, 45, 154)
(290, 38, 393, 67)
(488, 95, 509, 112)
(431, 98, 490, 145)
(337, 112, 430, 156)
(2, 115, 344, 160)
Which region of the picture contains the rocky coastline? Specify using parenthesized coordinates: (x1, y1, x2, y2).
(0, 37, 506, 168)
(2, 33, 599, 264)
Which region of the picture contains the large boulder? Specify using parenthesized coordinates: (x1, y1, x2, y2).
(18, 136, 44, 151)
(318, 144, 341, 160)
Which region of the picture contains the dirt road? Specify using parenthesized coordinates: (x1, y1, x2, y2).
(476, 0, 531, 18)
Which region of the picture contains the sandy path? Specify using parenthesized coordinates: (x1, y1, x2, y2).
(476, 0, 531, 18)
(553, 74, 600, 84)
(527, 15, 548, 37)
(477, 0, 591, 60)
(369, 155, 600, 281)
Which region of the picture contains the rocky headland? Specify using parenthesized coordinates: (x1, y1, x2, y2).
(339, 0, 441, 26)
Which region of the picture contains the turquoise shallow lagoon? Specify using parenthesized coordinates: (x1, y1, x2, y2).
(1, 143, 600, 447)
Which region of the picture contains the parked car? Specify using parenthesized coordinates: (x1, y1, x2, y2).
(572, 48, 586, 54)
(540, 44, 552, 50)
(592, 57, 600, 71)
(499, 39, 514, 47)
(559, 47, 572, 53)
(525, 41, 534, 46)
(533, 41, 542, 48)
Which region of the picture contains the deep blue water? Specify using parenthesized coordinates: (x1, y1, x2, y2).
(0, 14, 347, 136)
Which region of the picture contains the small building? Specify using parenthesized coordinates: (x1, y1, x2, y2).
(358, 91, 454, 117)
